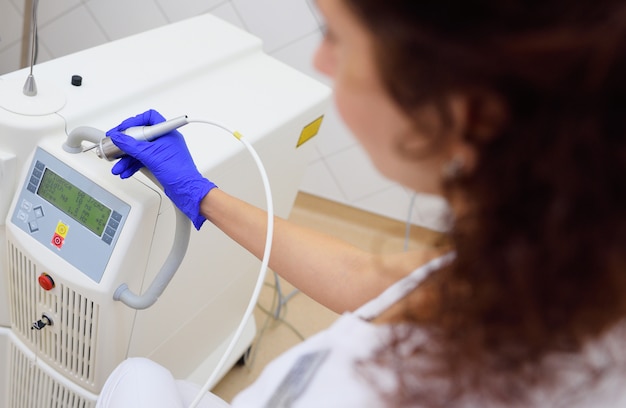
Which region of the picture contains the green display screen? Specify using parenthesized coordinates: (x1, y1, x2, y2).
(37, 168, 111, 236)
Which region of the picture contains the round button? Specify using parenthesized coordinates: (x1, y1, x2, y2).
(38, 273, 55, 291)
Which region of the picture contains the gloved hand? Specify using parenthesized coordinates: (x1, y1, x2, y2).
(107, 109, 216, 230)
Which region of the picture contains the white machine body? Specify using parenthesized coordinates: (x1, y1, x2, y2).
(0, 14, 330, 408)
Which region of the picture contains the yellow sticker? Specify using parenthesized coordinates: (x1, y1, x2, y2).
(297, 115, 324, 148)
(55, 221, 69, 238)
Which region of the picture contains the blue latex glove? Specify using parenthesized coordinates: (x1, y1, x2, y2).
(107, 109, 216, 230)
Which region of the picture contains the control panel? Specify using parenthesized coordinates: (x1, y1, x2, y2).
(10, 147, 130, 282)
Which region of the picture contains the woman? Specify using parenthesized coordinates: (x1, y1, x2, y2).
(98, 0, 626, 406)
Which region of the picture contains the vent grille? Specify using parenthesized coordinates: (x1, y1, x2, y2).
(9, 343, 96, 408)
(7, 240, 100, 387)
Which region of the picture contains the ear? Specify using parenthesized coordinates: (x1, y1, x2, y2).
(398, 97, 469, 156)
(465, 91, 509, 143)
(445, 95, 477, 175)
(446, 91, 508, 175)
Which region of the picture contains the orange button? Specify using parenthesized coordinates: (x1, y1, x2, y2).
(38, 273, 55, 291)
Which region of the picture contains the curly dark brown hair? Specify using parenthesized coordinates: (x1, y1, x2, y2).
(344, 0, 626, 406)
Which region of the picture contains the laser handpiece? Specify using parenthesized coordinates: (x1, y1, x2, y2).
(94, 115, 190, 161)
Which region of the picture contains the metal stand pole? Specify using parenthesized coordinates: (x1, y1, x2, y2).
(20, 0, 34, 69)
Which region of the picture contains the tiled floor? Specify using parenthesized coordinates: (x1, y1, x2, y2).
(210, 192, 447, 402)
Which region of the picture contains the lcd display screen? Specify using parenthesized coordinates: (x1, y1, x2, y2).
(37, 168, 111, 236)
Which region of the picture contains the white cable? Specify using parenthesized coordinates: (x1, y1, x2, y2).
(186, 119, 274, 408)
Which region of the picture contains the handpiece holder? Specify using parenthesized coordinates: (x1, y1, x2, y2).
(63, 126, 105, 153)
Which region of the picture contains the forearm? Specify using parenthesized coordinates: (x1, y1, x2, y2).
(200, 188, 399, 313)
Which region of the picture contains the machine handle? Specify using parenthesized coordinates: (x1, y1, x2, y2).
(113, 206, 190, 310)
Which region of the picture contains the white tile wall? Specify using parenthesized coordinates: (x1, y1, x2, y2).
(0, 0, 449, 231)
(86, 0, 169, 41)
(155, 0, 224, 23)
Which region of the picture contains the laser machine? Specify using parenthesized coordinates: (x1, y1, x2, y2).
(0, 14, 330, 407)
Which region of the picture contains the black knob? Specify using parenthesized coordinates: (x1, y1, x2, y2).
(71, 75, 83, 86)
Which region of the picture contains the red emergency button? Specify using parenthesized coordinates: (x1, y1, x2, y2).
(38, 273, 55, 291)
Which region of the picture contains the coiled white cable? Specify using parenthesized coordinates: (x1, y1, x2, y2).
(186, 119, 274, 408)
